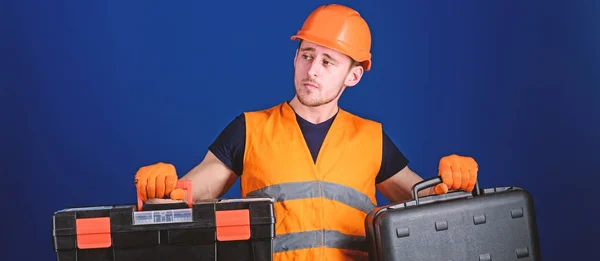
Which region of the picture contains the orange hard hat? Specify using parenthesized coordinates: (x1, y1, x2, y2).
(291, 4, 372, 71)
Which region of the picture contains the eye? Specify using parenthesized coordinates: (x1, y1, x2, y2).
(322, 60, 333, 66)
(302, 54, 312, 60)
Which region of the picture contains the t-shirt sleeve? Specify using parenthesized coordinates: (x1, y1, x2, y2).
(208, 113, 246, 176)
(375, 130, 410, 184)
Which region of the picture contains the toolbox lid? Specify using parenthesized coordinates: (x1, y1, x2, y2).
(55, 205, 115, 212)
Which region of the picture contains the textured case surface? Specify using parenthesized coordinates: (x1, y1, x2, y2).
(365, 179, 541, 261)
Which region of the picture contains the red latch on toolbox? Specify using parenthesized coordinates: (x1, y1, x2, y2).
(215, 209, 251, 241)
(75, 217, 111, 249)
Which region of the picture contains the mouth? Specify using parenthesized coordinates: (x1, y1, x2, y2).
(302, 82, 319, 89)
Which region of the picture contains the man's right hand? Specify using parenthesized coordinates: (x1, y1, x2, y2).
(134, 162, 186, 202)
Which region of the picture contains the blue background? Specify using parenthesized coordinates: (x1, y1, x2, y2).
(2, 0, 598, 260)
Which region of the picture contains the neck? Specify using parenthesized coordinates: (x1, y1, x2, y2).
(288, 96, 339, 124)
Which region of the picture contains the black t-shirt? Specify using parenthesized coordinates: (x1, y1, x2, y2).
(208, 110, 409, 184)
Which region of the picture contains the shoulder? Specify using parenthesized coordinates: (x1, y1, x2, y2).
(243, 102, 287, 128)
(338, 108, 382, 130)
(244, 103, 284, 117)
(212, 113, 246, 140)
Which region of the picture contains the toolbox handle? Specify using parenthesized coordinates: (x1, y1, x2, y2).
(137, 180, 193, 211)
(412, 176, 481, 205)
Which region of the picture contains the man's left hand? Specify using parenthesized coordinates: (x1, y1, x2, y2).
(433, 154, 478, 194)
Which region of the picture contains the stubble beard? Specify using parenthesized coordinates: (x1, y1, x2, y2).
(295, 80, 344, 107)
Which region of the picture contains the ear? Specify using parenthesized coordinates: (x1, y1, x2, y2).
(344, 65, 364, 87)
(294, 49, 298, 67)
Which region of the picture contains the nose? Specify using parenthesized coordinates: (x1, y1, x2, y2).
(307, 59, 320, 77)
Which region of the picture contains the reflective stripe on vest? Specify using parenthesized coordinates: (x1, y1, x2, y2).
(241, 102, 382, 260)
(246, 181, 376, 214)
(273, 229, 367, 253)
(246, 181, 376, 254)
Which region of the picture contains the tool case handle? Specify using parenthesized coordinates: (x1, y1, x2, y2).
(412, 176, 481, 205)
(136, 180, 193, 211)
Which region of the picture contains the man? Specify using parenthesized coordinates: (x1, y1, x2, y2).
(134, 4, 479, 261)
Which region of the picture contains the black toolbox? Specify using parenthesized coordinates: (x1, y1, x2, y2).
(52, 180, 276, 261)
(365, 177, 541, 261)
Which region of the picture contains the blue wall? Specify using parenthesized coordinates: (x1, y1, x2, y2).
(2, 0, 598, 260)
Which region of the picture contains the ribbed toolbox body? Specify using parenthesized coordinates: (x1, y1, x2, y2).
(52, 197, 275, 261)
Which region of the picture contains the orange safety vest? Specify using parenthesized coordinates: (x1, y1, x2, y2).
(241, 102, 382, 261)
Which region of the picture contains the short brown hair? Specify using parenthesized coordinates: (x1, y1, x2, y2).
(298, 40, 362, 69)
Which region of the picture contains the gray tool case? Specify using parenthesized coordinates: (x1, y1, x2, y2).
(365, 177, 541, 260)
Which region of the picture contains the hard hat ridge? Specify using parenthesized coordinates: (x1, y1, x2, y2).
(291, 4, 373, 71)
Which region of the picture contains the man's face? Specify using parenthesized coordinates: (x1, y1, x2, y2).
(293, 40, 363, 107)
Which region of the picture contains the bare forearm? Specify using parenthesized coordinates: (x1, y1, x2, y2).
(378, 166, 438, 203)
(404, 182, 435, 199)
(179, 151, 238, 201)
(179, 166, 218, 200)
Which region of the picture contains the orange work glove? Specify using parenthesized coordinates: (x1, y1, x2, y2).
(434, 154, 478, 194)
(134, 162, 186, 201)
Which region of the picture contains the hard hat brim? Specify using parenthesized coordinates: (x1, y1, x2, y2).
(291, 34, 372, 71)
